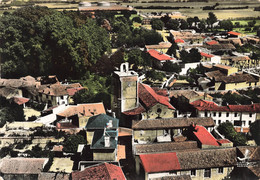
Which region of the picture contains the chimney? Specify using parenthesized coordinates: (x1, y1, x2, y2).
(104, 135, 110, 147)
(106, 120, 113, 128)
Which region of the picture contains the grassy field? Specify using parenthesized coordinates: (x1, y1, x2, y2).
(232, 20, 260, 26)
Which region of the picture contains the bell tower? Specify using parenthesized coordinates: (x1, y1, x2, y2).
(112, 63, 138, 117)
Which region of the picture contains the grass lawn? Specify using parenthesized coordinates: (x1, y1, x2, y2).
(232, 20, 260, 26)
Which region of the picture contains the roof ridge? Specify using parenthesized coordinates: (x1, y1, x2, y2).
(103, 163, 112, 180)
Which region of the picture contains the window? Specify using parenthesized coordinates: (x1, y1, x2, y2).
(234, 121, 242, 126)
(235, 112, 238, 117)
(218, 167, 224, 174)
(61, 96, 64, 100)
(204, 168, 211, 178)
(214, 120, 216, 124)
(213, 112, 216, 117)
(191, 169, 196, 176)
(205, 111, 208, 117)
(226, 112, 229, 117)
(249, 113, 252, 117)
(219, 112, 222, 117)
(218, 120, 221, 125)
(249, 121, 251, 125)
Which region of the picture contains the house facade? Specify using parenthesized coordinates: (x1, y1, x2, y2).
(191, 99, 260, 132)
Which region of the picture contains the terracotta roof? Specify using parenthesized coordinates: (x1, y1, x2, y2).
(122, 104, 146, 115)
(138, 83, 175, 110)
(191, 100, 260, 113)
(206, 40, 219, 45)
(206, 43, 236, 50)
(57, 102, 106, 118)
(216, 74, 258, 83)
(0, 87, 20, 98)
(193, 125, 220, 147)
(140, 148, 237, 172)
(214, 64, 233, 70)
(228, 31, 241, 36)
(205, 70, 225, 79)
(140, 152, 181, 173)
(148, 49, 175, 61)
(52, 145, 64, 152)
(12, 96, 29, 105)
(38, 83, 83, 96)
(175, 39, 185, 43)
(66, 87, 85, 96)
(200, 52, 214, 58)
(71, 163, 126, 180)
(237, 146, 260, 162)
(217, 139, 232, 144)
(248, 165, 260, 178)
(145, 42, 172, 49)
(132, 117, 215, 129)
(0, 158, 48, 174)
(135, 141, 198, 154)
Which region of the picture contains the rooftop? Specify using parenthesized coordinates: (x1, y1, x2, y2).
(147, 49, 175, 61)
(72, 163, 126, 180)
(193, 125, 220, 147)
(132, 117, 215, 130)
(91, 129, 118, 150)
(86, 113, 119, 130)
(49, 158, 73, 173)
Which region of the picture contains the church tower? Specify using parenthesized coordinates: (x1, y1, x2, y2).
(112, 63, 138, 117)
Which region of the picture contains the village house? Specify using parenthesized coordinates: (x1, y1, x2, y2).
(131, 117, 215, 145)
(169, 30, 204, 44)
(112, 63, 175, 127)
(56, 102, 106, 129)
(147, 49, 178, 69)
(0, 157, 49, 180)
(203, 43, 236, 53)
(190, 99, 260, 132)
(145, 42, 172, 54)
(85, 113, 120, 161)
(72, 162, 126, 180)
(221, 55, 259, 70)
(200, 52, 221, 64)
(136, 148, 237, 180)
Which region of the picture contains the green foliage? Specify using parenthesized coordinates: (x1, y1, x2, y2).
(166, 41, 179, 57)
(207, 12, 217, 29)
(217, 122, 247, 146)
(132, 16, 142, 23)
(0, 97, 25, 127)
(180, 48, 201, 63)
(220, 20, 233, 31)
(180, 19, 188, 30)
(166, 19, 179, 30)
(162, 61, 181, 73)
(151, 18, 164, 30)
(63, 134, 86, 153)
(0, 147, 12, 158)
(146, 70, 165, 81)
(250, 120, 260, 145)
(0, 7, 111, 79)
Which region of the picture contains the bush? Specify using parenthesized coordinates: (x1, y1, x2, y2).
(132, 16, 142, 23)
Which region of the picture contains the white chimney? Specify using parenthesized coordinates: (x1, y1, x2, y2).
(106, 120, 113, 128)
(104, 136, 110, 147)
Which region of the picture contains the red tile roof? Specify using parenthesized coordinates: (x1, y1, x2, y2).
(67, 87, 85, 96)
(193, 125, 220, 147)
(122, 105, 146, 115)
(206, 40, 219, 45)
(228, 31, 241, 36)
(191, 100, 260, 113)
(148, 49, 175, 61)
(139, 152, 181, 173)
(217, 139, 232, 144)
(71, 163, 126, 180)
(12, 96, 29, 105)
(175, 39, 185, 43)
(139, 83, 175, 110)
(200, 52, 214, 58)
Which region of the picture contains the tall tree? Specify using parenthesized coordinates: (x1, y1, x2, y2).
(207, 12, 217, 30)
(151, 18, 164, 30)
(220, 20, 233, 31)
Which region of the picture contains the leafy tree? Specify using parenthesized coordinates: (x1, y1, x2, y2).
(151, 18, 164, 30)
(180, 19, 189, 30)
(220, 20, 233, 31)
(160, 15, 171, 25)
(132, 16, 142, 23)
(162, 61, 181, 73)
(63, 134, 86, 153)
(217, 122, 247, 146)
(193, 16, 200, 27)
(180, 48, 201, 63)
(198, 21, 206, 32)
(250, 120, 260, 145)
(187, 17, 194, 28)
(146, 70, 165, 81)
(207, 12, 217, 30)
(166, 19, 179, 30)
(166, 41, 179, 57)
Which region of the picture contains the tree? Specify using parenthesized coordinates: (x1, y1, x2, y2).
(132, 16, 142, 23)
(193, 16, 200, 27)
(146, 70, 165, 81)
(217, 122, 247, 146)
(180, 48, 201, 63)
(151, 19, 164, 30)
(162, 61, 181, 73)
(207, 12, 217, 30)
(250, 120, 260, 145)
(166, 19, 179, 30)
(187, 17, 194, 28)
(166, 41, 179, 57)
(220, 20, 233, 31)
(160, 15, 171, 25)
(63, 134, 86, 153)
(179, 19, 189, 30)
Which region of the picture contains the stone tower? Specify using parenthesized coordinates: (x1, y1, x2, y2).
(112, 63, 138, 117)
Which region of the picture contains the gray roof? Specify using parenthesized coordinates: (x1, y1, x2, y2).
(91, 129, 118, 150)
(86, 114, 119, 130)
